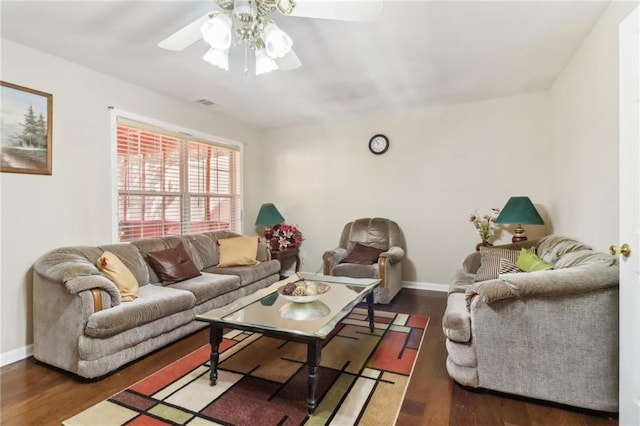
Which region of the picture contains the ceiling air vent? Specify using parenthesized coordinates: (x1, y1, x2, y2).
(195, 98, 217, 107)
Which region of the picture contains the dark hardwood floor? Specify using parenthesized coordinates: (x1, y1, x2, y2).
(1, 289, 617, 425)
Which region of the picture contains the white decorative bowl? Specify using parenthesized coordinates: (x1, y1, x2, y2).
(279, 301, 331, 320)
(277, 282, 331, 303)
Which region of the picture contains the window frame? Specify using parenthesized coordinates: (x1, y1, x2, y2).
(109, 109, 244, 243)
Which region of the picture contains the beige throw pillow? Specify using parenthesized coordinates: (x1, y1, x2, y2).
(217, 236, 260, 267)
(96, 251, 139, 301)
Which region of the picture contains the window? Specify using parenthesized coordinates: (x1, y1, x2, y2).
(116, 118, 241, 242)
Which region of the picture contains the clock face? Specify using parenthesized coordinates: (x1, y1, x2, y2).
(369, 134, 389, 155)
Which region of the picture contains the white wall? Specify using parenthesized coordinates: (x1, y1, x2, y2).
(549, 1, 637, 251)
(258, 93, 554, 285)
(0, 39, 258, 360)
(2, 0, 632, 363)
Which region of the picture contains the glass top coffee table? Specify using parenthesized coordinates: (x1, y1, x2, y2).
(196, 272, 381, 414)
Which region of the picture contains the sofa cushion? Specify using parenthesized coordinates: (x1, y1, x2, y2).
(130, 238, 171, 284)
(341, 242, 385, 265)
(331, 262, 379, 279)
(535, 235, 592, 265)
(205, 260, 280, 286)
(217, 236, 260, 267)
(184, 233, 218, 269)
(146, 242, 202, 285)
(95, 251, 139, 301)
(475, 247, 520, 282)
(85, 284, 196, 338)
(169, 272, 241, 304)
(553, 250, 617, 269)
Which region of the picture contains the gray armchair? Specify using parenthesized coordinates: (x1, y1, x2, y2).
(322, 218, 406, 304)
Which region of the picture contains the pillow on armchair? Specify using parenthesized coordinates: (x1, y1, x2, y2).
(341, 243, 385, 265)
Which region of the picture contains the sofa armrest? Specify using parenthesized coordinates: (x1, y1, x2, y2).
(66, 275, 122, 306)
(469, 263, 619, 304)
(323, 248, 348, 275)
(257, 239, 271, 262)
(34, 246, 102, 282)
(35, 247, 122, 306)
(379, 246, 404, 264)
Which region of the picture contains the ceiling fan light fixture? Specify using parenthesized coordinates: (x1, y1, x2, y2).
(255, 48, 279, 75)
(203, 47, 229, 70)
(233, 0, 257, 20)
(262, 21, 293, 58)
(201, 13, 233, 49)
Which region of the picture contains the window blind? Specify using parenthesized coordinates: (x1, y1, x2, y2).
(117, 121, 240, 242)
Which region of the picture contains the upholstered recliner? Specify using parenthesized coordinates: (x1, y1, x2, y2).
(322, 218, 406, 304)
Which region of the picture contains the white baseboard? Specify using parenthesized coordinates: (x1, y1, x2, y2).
(1, 344, 33, 367)
(402, 281, 449, 293)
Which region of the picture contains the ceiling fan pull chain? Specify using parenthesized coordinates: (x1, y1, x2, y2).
(244, 43, 249, 77)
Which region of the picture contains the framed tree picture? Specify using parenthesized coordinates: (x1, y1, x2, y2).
(1, 81, 53, 175)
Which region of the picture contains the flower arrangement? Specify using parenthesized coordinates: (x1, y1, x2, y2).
(271, 223, 303, 250)
(469, 208, 500, 243)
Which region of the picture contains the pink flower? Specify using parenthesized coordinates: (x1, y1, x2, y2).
(272, 223, 303, 249)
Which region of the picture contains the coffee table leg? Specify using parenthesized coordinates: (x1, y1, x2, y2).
(367, 292, 375, 332)
(209, 325, 223, 386)
(307, 339, 321, 414)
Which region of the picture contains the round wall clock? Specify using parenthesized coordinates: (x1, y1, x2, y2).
(368, 134, 389, 155)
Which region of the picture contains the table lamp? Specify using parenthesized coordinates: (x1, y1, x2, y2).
(495, 196, 544, 242)
(255, 203, 285, 240)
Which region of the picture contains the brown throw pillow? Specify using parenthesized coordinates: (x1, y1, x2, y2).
(145, 241, 201, 285)
(475, 247, 520, 282)
(341, 243, 385, 265)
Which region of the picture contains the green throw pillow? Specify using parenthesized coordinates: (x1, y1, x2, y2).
(516, 248, 553, 272)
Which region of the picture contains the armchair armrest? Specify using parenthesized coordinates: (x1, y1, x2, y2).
(323, 248, 348, 275)
(379, 246, 404, 264)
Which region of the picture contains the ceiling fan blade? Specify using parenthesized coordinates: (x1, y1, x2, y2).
(158, 13, 211, 51)
(275, 49, 302, 71)
(288, 0, 383, 22)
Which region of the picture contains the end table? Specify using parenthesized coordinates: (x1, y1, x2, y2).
(270, 246, 301, 279)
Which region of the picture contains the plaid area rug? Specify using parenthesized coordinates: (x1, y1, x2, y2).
(63, 308, 429, 426)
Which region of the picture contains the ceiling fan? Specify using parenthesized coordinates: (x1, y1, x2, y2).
(158, 0, 383, 75)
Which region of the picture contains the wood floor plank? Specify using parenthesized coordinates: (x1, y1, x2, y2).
(0, 289, 618, 425)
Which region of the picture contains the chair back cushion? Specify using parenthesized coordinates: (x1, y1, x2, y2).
(340, 218, 405, 252)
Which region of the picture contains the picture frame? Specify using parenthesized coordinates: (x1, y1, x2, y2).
(1, 81, 53, 175)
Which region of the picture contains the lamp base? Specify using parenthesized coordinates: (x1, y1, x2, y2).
(512, 224, 527, 243)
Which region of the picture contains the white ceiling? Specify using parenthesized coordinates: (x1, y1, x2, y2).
(1, 1, 609, 129)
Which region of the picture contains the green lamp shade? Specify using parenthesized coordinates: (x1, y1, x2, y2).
(495, 197, 544, 225)
(255, 203, 285, 227)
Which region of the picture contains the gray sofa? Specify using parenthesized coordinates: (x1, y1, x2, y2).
(33, 231, 280, 379)
(442, 235, 619, 412)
